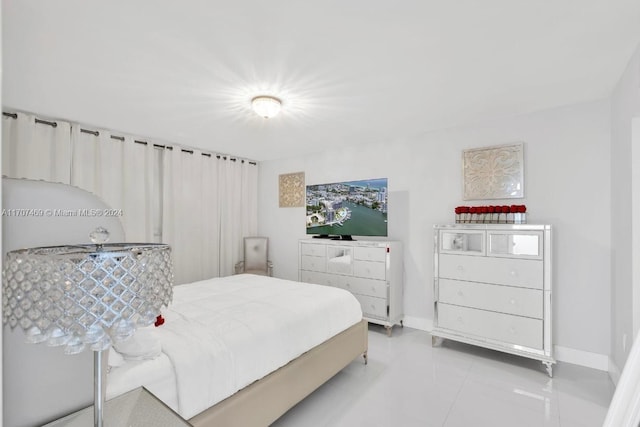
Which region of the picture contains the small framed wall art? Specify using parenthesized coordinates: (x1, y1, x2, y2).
(279, 172, 305, 207)
(462, 142, 524, 200)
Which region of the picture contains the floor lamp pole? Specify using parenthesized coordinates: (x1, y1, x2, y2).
(94, 350, 105, 427)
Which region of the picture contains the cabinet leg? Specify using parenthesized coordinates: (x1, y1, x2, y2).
(362, 351, 368, 365)
(543, 361, 553, 378)
(400, 320, 404, 328)
(385, 325, 392, 337)
(431, 335, 443, 347)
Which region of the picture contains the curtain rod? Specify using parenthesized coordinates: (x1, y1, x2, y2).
(35, 118, 58, 127)
(3, 110, 257, 165)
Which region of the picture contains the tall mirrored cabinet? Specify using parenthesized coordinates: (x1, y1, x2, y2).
(433, 224, 554, 376)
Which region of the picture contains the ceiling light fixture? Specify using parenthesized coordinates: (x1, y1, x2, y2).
(251, 95, 282, 119)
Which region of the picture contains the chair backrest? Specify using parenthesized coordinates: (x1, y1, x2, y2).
(244, 237, 268, 271)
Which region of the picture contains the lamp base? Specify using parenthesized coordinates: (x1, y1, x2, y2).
(94, 350, 105, 427)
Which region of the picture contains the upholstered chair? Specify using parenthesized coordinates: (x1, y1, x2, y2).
(235, 236, 273, 276)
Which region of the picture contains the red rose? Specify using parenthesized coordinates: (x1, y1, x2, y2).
(487, 206, 495, 213)
(470, 207, 477, 213)
(155, 315, 165, 327)
(501, 206, 510, 213)
(519, 205, 527, 213)
(461, 206, 470, 213)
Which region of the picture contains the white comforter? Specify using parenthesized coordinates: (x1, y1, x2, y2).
(107, 274, 362, 419)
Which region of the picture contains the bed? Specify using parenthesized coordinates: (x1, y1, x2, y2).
(106, 272, 368, 427)
(2, 177, 368, 427)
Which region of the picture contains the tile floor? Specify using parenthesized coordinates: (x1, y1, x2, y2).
(271, 325, 615, 427)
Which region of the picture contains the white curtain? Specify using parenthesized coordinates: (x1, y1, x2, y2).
(70, 127, 162, 243)
(2, 110, 258, 283)
(2, 112, 71, 183)
(163, 150, 258, 284)
(218, 157, 258, 277)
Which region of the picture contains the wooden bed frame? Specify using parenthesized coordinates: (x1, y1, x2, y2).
(190, 319, 369, 427)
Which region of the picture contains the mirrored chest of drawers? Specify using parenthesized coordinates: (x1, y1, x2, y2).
(433, 224, 554, 376)
(299, 239, 403, 335)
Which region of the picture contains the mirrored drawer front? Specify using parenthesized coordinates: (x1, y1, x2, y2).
(439, 230, 485, 256)
(487, 231, 543, 259)
(354, 246, 387, 262)
(353, 260, 386, 280)
(355, 294, 387, 320)
(439, 254, 543, 289)
(300, 243, 326, 257)
(300, 255, 326, 273)
(343, 276, 387, 299)
(438, 279, 543, 319)
(437, 303, 543, 349)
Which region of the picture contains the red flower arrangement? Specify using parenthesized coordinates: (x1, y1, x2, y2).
(454, 205, 527, 224)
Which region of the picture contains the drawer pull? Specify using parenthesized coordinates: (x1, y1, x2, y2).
(456, 265, 464, 272)
(456, 316, 463, 324)
(509, 327, 517, 335)
(510, 270, 518, 277)
(457, 290, 464, 297)
(510, 298, 516, 305)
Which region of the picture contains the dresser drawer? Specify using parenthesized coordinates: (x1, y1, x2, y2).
(354, 246, 387, 262)
(300, 255, 326, 272)
(438, 279, 543, 319)
(437, 303, 543, 349)
(355, 294, 387, 320)
(439, 254, 543, 289)
(353, 260, 386, 280)
(300, 243, 326, 257)
(343, 276, 387, 298)
(300, 270, 329, 286)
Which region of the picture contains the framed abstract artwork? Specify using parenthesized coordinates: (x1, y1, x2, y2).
(462, 143, 524, 200)
(279, 172, 305, 207)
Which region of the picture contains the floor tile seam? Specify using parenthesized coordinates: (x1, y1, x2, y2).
(440, 354, 476, 426)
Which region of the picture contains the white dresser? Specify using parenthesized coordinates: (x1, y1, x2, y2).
(299, 239, 403, 335)
(433, 224, 554, 376)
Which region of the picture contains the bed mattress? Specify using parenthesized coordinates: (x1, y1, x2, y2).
(106, 274, 363, 419)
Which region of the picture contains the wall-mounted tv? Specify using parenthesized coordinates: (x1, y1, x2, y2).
(306, 178, 388, 240)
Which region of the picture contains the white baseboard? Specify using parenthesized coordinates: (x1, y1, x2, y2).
(553, 345, 609, 371)
(609, 357, 622, 386)
(402, 316, 432, 332)
(401, 317, 610, 372)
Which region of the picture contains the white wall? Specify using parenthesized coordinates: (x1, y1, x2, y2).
(258, 99, 612, 364)
(610, 43, 640, 379)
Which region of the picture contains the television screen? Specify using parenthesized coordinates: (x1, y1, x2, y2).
(306, 178, 388, 238)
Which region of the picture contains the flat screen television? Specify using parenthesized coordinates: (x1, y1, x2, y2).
(305, 178, 388, 240)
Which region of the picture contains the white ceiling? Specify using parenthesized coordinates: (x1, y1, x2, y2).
(3, 0, 640, 161)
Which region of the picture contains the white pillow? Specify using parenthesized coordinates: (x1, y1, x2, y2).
(112, 327, 162, 361)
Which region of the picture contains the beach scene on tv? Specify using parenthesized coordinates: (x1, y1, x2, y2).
(306, 178, 388, 237)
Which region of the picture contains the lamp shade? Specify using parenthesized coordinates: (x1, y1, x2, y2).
(2, 242, 173, 354)
(252, 95, 282, 118)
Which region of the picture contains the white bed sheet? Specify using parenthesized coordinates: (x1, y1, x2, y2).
(106, 274, 362, 419)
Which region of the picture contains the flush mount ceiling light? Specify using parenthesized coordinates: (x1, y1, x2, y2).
(251, 95, 282, 119)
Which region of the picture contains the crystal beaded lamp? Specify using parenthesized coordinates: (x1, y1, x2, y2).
(2, 227, 173, 427)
